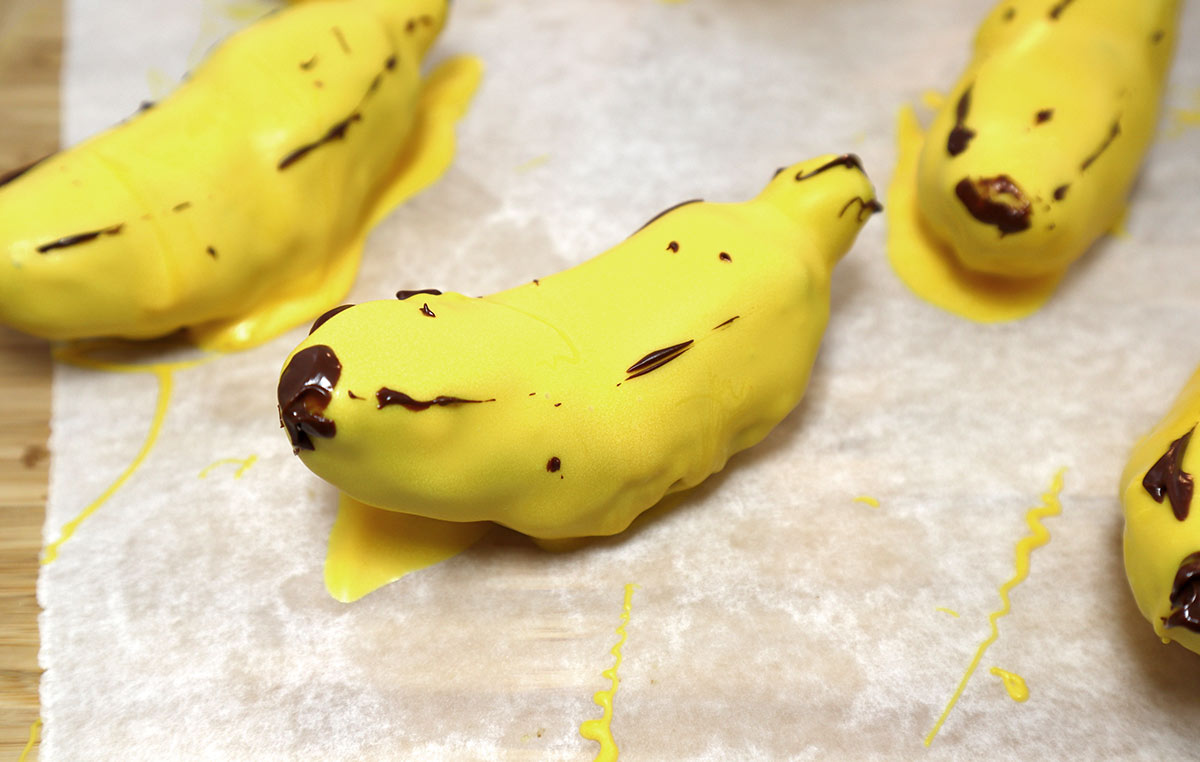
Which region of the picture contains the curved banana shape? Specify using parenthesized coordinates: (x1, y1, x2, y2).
(278, 155, 880, 540)
(888, 0, 1180, 321)
(0, 0, 481, 351)
(1122, 367, 1200, 656)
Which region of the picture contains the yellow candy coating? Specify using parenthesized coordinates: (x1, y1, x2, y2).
(889, 0, 1180, 319)
(0, 0, 479, 351)
(1122, 367, 1200, 656)
(279, 155, 879, 539)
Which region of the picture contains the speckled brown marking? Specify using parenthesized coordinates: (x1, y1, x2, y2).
(138, 100, 155, 112)
(954, 175, 1032, 235)
(300, 55, 317, 70)
(376, 388, 494, 411)
(1152, 30, 1165, 44)
(547, 457, 561, 473)
(396, 289, 442, 300)
(348, 390, 364, 400)
(278, 345, 341, 452)
(1053, 184, 1069, 201)
(385, 55, 397, 70)
(1003, 7, 1016, 20)
(667, 241, 680, 253)
(634, 199, 703, 234)
(719, 252, 732, 262)
(713, 316, 739, 330)
(626, 340, 694, 380)
(206, 246, 218, 258)
(1164, 552, 1200, 632)
(332, 26, 350, 53)
(1081, 120, 1121, 171)
(36, 223, 124, 254)
(278, 113, 362, 170)
(309, 304, 354, 334)
(1144, 427, 1195, 521)
(1048, 0, 1075, 19)
(420, 303, 436, 318)
(554, 402, 562, 407)
(1035, 109, 1054, 125)
(533, 279, 541, 286)
(172, 201, 191, 212)
(947, 86, 977, 157)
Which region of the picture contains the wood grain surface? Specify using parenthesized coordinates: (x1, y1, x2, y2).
(0, 0, 61, 758)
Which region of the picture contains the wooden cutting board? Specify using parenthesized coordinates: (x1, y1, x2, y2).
(0, 0, 61, 758)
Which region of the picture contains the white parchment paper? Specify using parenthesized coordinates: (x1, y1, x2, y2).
(41, 0, 1200, 758)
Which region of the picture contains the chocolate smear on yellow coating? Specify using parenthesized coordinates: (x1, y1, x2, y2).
(36, 223, 125, 254)
(278, 345, 341, 452)
(626, 340, 693, 380)
(396, 288, 442, 300)
(1080, 120, 1121, 172)
(954, 175, 1032, 235)
(947, 86, 977, 157)
(278, 113, 362, 170)
(309, 304, 355, 334)
(376, 388, 494, 412)
(1165, 553, 1200, 632)
(1143, 427, 1195, 520)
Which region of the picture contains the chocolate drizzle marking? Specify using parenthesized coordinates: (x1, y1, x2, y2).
(1164, 553, 1200, 632)
(206, 246, 218, 258)
(794, 154, 863, 182)
(36, 224, 124, 253)
(1048, 0, 1075, 19)
(713, 316, 739, 330)
(309, 304, 354, 334)
(332, 26, 351, 53)
(1152, 30, 1165, 44)
(0, 154, 50, 189)
(1053, 184, 1069, 201)
(626, 340, 693, 380)
(954, 175, 1032, 235)
(172, 201, 191, 212)
(667, 241, 680, 253)
(278, 113, 362, 170)
(947, 86, 977, 157)
(546, 457, 561, 473)
(1080, 120, 1121, 171)
(385, 55, 397, 70)
(420, 303, 436, 318)
(138, 101, 155, 112)
(278, 345, 341, 452)
(300, 55, 317, 70)
(376, 388, 493, 411)
(719, 252, 732, 262)
(1143, 427, 1195, 521)
(1036, 109, 1054, 125)
(839, 196, 884, 221)
(396, 288, 442, 300)
(635, 199, 702, 234)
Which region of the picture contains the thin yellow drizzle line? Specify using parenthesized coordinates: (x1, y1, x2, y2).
(923, 468, 1065, 747)
(18, 717, 41, 762)
(935, 607, 960, 618)
(989, 666, 1029, 702)
(853, 495, 881, 508)
(579, 583, 638, 762)
(198, 454, 259, 479)
(515, 153, 550, 172)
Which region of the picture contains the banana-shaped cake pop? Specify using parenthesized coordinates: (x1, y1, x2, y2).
(279, 155, 879, 540)
(1122, 368, 1200, 656)
(0, 0, 480, 351)
(888, 0, 1180, 321)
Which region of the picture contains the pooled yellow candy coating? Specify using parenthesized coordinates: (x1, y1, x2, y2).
(889, 0, 1180, 320)
(0, 0, 480, 351)
(278, 155, 879, 539)
(1122, 367, 1200, 656)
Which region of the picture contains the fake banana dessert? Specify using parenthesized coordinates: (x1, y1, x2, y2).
(279, 155, 880, 540)
(1122, 367, 1200, 656)
(888, 0, 1180, 322)
(0, 0, 480, 351)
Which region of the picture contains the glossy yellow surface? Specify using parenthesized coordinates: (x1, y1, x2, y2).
(889, 0, 1179, 320)
(285, 154, 878, 539)
(1121, 367, 1200, 656)
(989, 666, 1030, 702)
(0, 0, 480, 351)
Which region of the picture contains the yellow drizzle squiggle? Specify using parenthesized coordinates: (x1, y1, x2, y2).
(853, 495, 881, 508)
(935, 607, 960, 618)
(989, 666, 1029, 702)
(924, 469, 1065, 746)
(198, 454, 258, 479)
(42, 344, 208, 564)
(18, 718, 40, 762)
(580, 583, 638, 762)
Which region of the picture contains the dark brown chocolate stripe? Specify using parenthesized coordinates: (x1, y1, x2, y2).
(309, 304, 354, 334)
(36, 223, 124, 254)
(794, 154, 863, 182)
(0, 154, 50, 189)
(1080, 120, 1121, 171)
(1164, 552, 1200, 632)
(376, 388, 493, 411)
(772, 166, 786, 179)
(546, 457, 561, 473)
(1035, 109, 1054, 125)
(954, 175, 1032, 235)
(1053, 184, 1069, 201)
(332, 26, 350, 53)
(1143, 427, 1195, 521)
(713, 316, 739, 330)
(396, 288, 442, 300)
(1048, 0, 1075, 19)
(839, 196, 884, 221)
(419, 303, 436, 318)
(348, 390, 364, 400)
(278, 345, 341, 452)
(634, 199, 703, 234)
(278, 113, 362, 170)
(626, 340, 694, 380)
(947, 86, 977, 157)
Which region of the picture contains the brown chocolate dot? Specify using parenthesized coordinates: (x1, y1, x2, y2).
(206, 246, 218, 258)
(667, 241, 679, 253)
(1035, 109, 1054, 125)
(546, 457, 561, 473)
(1053, 184, 1069, 201)
(420, 303, 436, 318)
(719, 252, 732, 262)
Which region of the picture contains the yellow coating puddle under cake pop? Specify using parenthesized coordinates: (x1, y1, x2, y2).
(579, 583, 638, 762)
(989, 666, 1030, 702)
